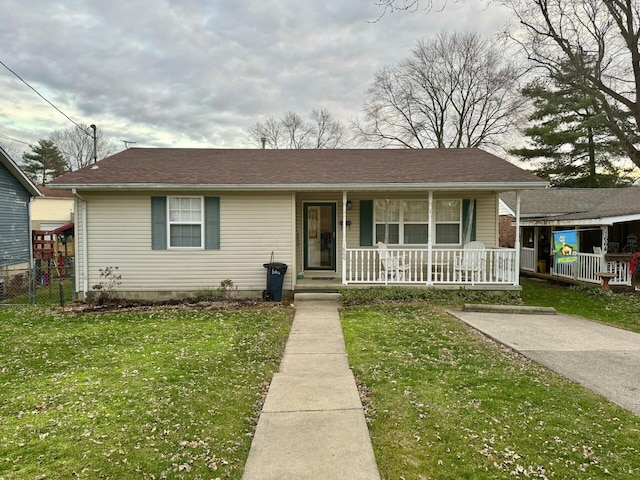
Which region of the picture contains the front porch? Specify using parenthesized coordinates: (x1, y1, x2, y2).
(295, 246, 519, 291)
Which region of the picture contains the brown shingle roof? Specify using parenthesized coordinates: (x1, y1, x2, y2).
(37, 186, 74, 198)
(50, 148, 546, 190)
(501, 187, 640, 222)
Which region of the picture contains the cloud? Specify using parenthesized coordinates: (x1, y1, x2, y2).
(0, 0, 514, 155)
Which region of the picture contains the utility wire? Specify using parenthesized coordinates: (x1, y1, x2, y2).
(0, 132, 31, 145)
(0, 59, 91, 136)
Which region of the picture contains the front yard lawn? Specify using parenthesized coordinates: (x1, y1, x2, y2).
(0, 304, 292, 479)
(342, 303, 640, 479)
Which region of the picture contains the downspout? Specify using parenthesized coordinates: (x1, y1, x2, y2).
(72, 189, 89, 296)
(342, 191, 347, 285)
(427, 191, 433, 285)
(291, 192, 297, 291)
(515, 191, 521, 287)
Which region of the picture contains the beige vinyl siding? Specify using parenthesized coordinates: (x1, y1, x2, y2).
(79, 191, 294, 294)
(474, 192, 498, 247)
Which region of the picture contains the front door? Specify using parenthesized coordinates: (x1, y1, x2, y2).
(304, 203, 336, 270)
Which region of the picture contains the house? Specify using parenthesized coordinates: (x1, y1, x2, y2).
(0, 147, 40, 271)
(500, 187, 640, 287)
(31, 186, 74, 232)
(31, 186, 75, 263)
(49, 148, 546, 300)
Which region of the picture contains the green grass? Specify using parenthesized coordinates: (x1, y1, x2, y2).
(520, 278, 640, 333)
(3, 278, 75, 306)
(0, 304, 293, 479)
(342, 302, 640, 479)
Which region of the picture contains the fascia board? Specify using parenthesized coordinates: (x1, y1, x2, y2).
(48, 181, 548, 192)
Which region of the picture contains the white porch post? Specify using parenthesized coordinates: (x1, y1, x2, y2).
(342, 191, 347, 285)
(601, 225, 608, 270)
(514, 191, 521, 286)
(427, 191, 433, 285)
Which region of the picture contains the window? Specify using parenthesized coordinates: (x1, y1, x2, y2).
(374, 200, 428, 245)
(435, 200, 461, 244)
(168, 197, 204, 248)
(152, 196, 219, 250)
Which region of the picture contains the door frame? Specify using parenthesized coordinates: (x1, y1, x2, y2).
(303, 202, 337, 271)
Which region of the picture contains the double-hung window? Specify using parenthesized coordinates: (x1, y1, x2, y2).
(435, 199, 461, 244)
(374, 200, 428, 245)
(168, 196, 204, 248)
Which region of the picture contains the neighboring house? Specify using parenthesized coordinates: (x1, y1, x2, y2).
(0, 147, 41, 267)
(31, 186, 75, 260)
(31, 186, 74, 231)
(500, 187, 640, 287)
(50, 148, 546, 300)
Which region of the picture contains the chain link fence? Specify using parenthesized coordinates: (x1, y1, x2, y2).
(0, 258, 75, 306)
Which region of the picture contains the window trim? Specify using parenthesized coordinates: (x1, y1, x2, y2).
(167, 196, 205, 250)
(372, 198, 464, 246)
(434, 199, 462, 246)
(374, 199, 429, 246)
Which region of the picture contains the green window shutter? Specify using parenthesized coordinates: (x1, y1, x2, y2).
(204, 196, 220, 250)
(360, 200, 374, 246)
(462, 199, 477, 243)
(151, 196, 167, 250)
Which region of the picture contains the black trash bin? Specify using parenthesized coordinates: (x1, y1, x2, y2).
(262, 262, 288, 301)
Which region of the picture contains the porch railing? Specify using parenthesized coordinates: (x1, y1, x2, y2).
(344, 247, 517, 285)
(527, 251, 632, 286)
(520, 247, 536, 272)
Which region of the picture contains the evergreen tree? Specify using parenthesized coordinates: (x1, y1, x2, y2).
(511, 71, 634, 187)
(22, 139, 68, 186)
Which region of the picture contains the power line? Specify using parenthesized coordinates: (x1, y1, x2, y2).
(0, 59, 91, 136)
(0, 132, 31, 145)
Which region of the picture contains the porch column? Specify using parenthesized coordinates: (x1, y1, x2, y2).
(427, 191, 433, 285)
(342, 191, 347, 285)
(600, 225, 608, 270)
(514, 191, 521, 286)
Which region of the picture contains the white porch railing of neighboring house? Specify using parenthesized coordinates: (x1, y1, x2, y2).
(344, 247, 518, 285)
(520, 247, 536, 272)
(520, 249, 633, 286)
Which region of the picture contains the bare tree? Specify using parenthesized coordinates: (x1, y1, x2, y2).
(375, 0, 640, 168)
(247, 109, 348, 148)
(502, 0, 640, 168)
(49, 124, 118, 171)
(309, 108, 347, 148)
(281, 111, 311, 149)
(247, 117, 284, 149)
(355, 32, 525, 149)
(0, 141, 21, 160)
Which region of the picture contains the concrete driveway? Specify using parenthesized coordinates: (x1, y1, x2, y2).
(448, 307, 640, 416)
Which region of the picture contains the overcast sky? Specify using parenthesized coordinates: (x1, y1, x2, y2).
(0, 0, 514, 158)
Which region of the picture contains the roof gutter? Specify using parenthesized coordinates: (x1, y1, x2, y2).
(50, 181, 548, 192)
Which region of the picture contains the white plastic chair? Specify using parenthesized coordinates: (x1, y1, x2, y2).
(454, 241, 486, 283)
(377, 242, 410, 282)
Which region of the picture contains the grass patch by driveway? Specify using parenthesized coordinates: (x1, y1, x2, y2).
(520, 278, 640, 333)
(0, 304, 292, 479)
(342, 303, 640, 479)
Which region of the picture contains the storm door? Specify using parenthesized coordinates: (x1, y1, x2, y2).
(304, 203, 336, 270)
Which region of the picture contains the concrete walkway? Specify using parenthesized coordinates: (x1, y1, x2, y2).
(448, 307, 640, 416)
(242, 294, 380, 479)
